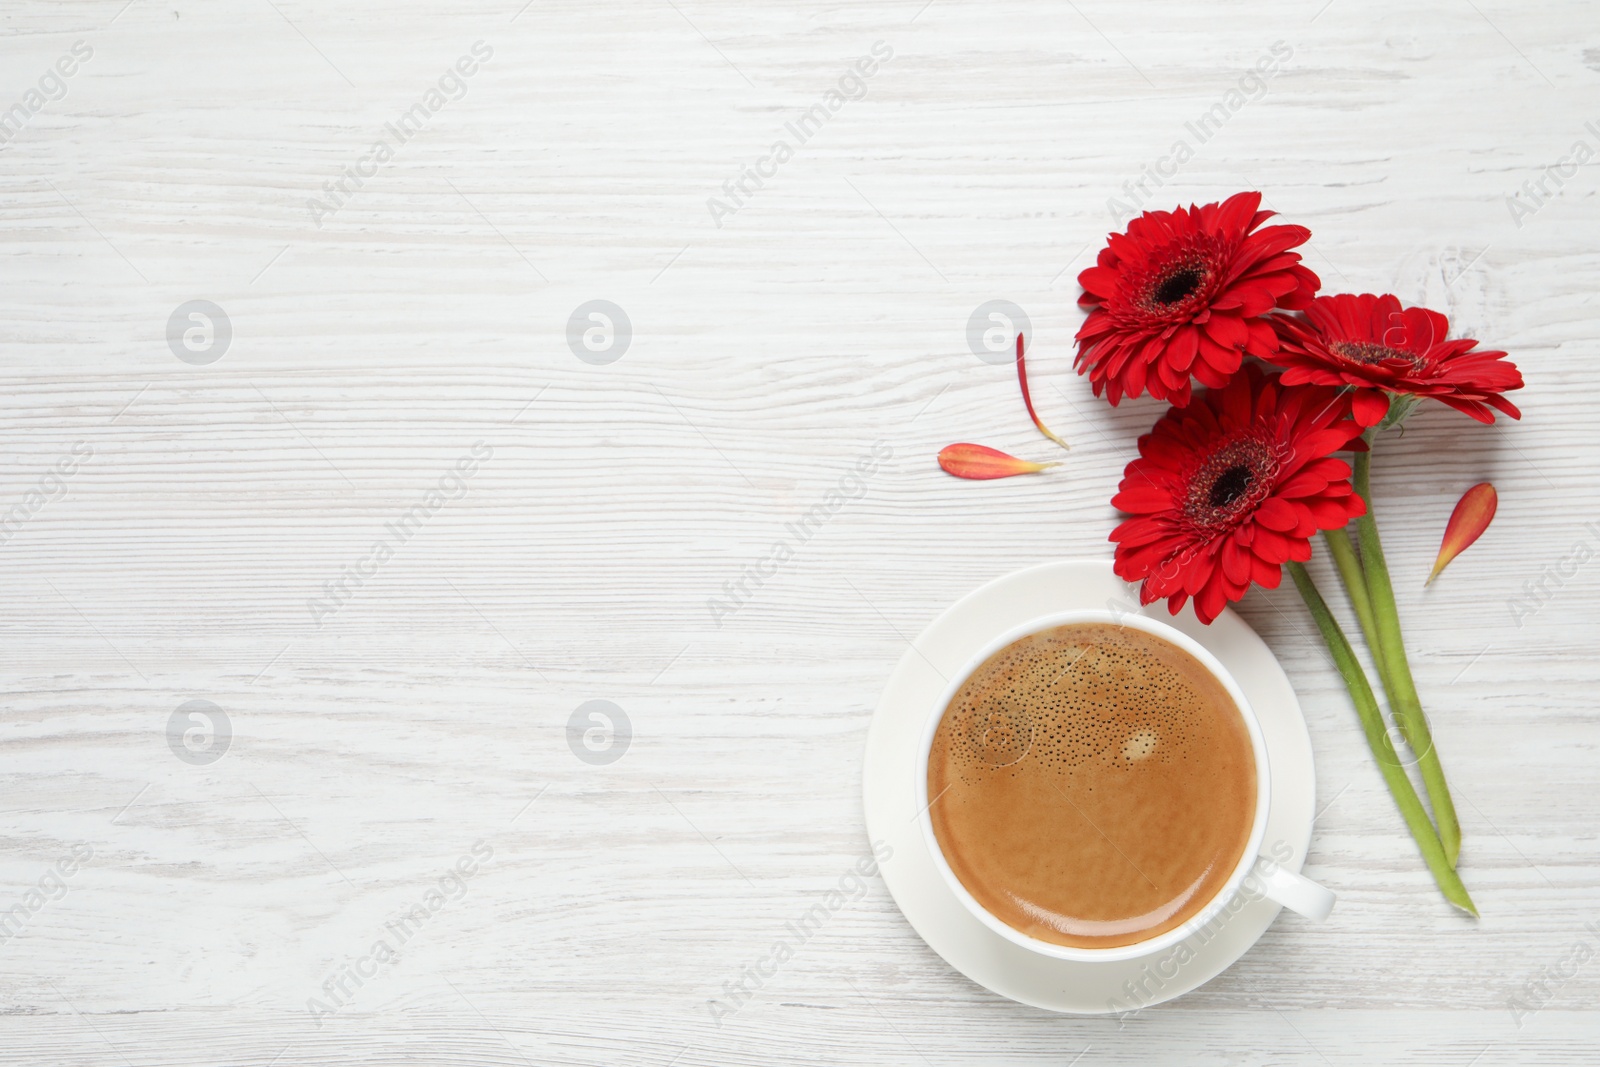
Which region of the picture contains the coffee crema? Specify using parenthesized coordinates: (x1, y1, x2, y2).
(927, 622, 1257, 949)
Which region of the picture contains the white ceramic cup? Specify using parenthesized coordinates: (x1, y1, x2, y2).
(916, 608, 1335, 964)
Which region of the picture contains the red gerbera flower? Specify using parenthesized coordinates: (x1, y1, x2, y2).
(1110, 366, 1367, 624)
(1075, 191, 1320, 407)
(1268, 293, 1524, 426)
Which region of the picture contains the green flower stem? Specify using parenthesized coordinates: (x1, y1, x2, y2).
(1352, 449, 1462, 868)
(1322, 527, 1378, 651)
(1287, 561, 1477, 916)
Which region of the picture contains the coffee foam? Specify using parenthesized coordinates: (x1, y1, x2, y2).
(940, 623, 1211, 782)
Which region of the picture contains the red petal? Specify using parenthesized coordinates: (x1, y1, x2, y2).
(1112, 483, 1175, 513)
(1167, 326, 1200, 373)
(938, 443, 1059, 480)
(1198, 336, 1242, 377)
(1429, 483, 1496, 583)
(1221, 539, 1251, 584)
(1250, 554, 1282, 589)
(1352, 389, 1391, 426)
(1078, 266, 1119, 296)
(1305, 497, 1358, 529)
(1244, 316, 1279, 356)
(1254, 497, 1299, 531)
(1203, 313, 1248, 351)
(1016, 333, 1070, 451)
(1252, 526, 1291, 563)
(1195, 579, 1229, 625)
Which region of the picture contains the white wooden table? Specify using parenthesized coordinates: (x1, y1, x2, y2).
(4, 1, 1597, 1062)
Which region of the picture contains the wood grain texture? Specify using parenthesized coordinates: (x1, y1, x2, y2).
(2, 0, 1598, 1062)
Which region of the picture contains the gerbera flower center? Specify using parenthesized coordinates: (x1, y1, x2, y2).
(1152, 266, 1207, 307)
(1184, 436, 1278, 530)
(1329, 340, 1426, 370)
(1208, 465, 1254, 508)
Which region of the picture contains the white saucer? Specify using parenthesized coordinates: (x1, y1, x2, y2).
(862, 559, 1317, 1014)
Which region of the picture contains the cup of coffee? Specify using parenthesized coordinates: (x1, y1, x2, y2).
(916, 609, 1334, 963)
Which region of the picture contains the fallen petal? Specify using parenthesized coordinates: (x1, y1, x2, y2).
(1016, 333, 1070, 452)
(938, 443, 1059, 480)
(1428, 482, 1497, 585)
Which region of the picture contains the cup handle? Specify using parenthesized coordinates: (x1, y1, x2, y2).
(1256, 858, 1336, 921)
